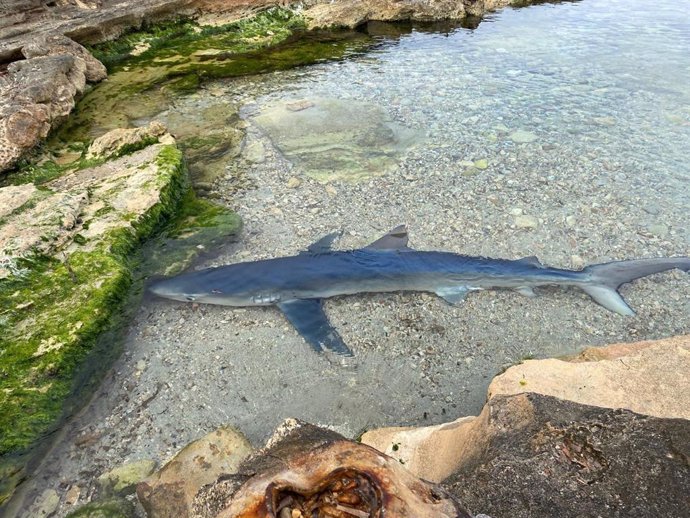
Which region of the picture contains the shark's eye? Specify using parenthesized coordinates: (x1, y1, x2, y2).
(185, 295, 196, 301)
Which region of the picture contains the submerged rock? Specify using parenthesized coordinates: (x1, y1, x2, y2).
(137, 426, 253, 518)
(97, 459, 157, 496)
(253, 97, 420, 181)
(192, 419, 470, 518)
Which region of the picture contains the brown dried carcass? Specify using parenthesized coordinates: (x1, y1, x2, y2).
(193, 419, 470, 518)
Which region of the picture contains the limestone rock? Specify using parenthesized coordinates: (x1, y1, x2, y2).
(361, 416, 477, 483)
(192, 419, 470, 518)
(0, 183, 38, 219)
(444, 393, 690, 518)
(22, 33, 107, 82)
(86, 121, 168, 158)
(304, 0, 468, 29)
(137, 426, 253, 518)
(0, 53, 88, 172)
(97, 459, 157, 496)
(488, 335, 690, 420)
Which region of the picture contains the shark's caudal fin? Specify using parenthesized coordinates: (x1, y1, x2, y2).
(581, 257, 690, 315)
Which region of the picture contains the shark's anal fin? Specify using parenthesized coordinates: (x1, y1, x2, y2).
(435, 286, 471, 306)
(302, 230, 343, 255)
(365, 224, 411, 251)
(277, 299, 353, 357)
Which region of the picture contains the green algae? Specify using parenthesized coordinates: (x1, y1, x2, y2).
(0, 145, 187, 504)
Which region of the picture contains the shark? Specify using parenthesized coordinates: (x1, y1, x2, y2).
(149, 225, 690, 357)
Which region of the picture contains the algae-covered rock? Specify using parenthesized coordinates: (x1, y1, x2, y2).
(66, 497, 136, 518)
(86, 121, 168, 159)
(0, 140, 187, 504)
(97, 459, 157, 496)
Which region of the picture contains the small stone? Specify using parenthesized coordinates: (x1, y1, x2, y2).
(243, 141, 265, 164)
(565, 215, 577, 228)
(461, 166, 479, 177)
(135, 360, 146, 372)
(509, 208, 523, 216)
(286, 99, 315, 112)
(325, 185, 337, 196)
(97, 459, 157, 496)
(65, 485, 81, 506)
(509, 130, 538, 143)
(286, 177, 302, 189)
(515, 215, 539, 229)
(474, 159, 489, 170)
(570, 255, 585, 269)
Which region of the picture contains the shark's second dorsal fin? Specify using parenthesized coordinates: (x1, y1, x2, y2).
(303, 230, 343, 254)
(365, 225, 410, 250)
(516, 255, 545, 268)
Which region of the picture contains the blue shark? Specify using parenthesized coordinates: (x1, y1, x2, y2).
(150, 225, 690, 357)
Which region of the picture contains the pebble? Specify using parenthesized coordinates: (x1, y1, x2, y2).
(571, 255, 585, 269)
(286, 177, 302, 188)
(474, 159, 489, 170)
(515, 215, 539, 229)
(509, 130, 538, 143)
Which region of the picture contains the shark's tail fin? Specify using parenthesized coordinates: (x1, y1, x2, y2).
(581, 257, 690, 315)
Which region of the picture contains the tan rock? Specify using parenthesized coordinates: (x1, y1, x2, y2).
(86, 121, 168, 158)
(488, 335, 690, 419)
(137, 426, 253, 518)
(361, 416, 477, 483)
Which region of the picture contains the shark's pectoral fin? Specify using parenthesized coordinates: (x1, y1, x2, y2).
(302, 230, 343, 255)
(435, 286, 471, 306)
(365, 225, 411, 251)
(277, 299, 353, 357)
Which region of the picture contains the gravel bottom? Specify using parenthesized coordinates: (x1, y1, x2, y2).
(12, 1, 690, 515)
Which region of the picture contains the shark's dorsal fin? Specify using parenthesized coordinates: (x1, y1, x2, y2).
(365, 225, 410, 250)
(516, 255, 545, 268)
(303, 230, 343, 255)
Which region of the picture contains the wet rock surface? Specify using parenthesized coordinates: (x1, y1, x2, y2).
(445, 393, 690, 518)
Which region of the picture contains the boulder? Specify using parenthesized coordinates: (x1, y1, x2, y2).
(137, 426, 253, 518)
(0, 52, 88, 172)
(444, 393, 690, 518)
(22, 33, 107, 82)
(192, 419, 470, 518)
(488, 335, 690, 419)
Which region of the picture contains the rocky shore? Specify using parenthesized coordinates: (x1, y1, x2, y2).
(1, 0, 688, 516)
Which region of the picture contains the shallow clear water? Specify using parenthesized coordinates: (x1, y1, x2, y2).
(246, 0, 689, 192)
(12, 2, 690, 515)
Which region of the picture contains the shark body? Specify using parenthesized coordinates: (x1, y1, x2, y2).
(150, 225, 690, 357)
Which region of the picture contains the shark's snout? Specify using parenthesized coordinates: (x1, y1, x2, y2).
(149, 278, 199, 302)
